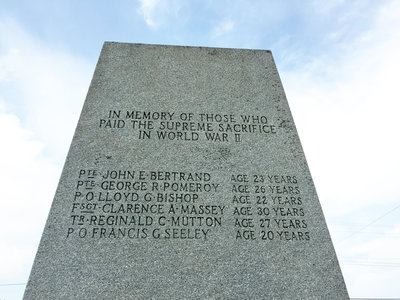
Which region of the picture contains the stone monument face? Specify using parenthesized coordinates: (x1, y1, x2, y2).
(24, 42, 348, 299)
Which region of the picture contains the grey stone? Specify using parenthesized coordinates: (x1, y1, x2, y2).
(24, 42, 349, 299)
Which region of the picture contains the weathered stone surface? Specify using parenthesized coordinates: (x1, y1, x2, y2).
(24, 42, 348, 299)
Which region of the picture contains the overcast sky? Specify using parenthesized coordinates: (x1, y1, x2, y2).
(1, 1, 400, 299)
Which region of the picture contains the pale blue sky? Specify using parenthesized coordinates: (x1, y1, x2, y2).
(1, 1, 400, 299)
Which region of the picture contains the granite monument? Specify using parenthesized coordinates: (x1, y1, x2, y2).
(24, 42, 349, 299)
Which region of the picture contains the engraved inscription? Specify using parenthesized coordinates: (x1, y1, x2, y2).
(99, 110, 278, 143)
(231, 173, 310, 241)
(67, 169, 310, 242)
(67, 170, 223, 240)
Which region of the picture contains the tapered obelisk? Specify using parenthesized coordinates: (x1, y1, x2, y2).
(24, 42, 348, 299)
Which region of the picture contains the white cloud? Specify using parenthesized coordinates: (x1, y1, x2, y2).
(0, 17, 92, 298)
(137, 0, 160, 29)
(137, 0, 182, 30)
(0, 17, 92, 164)
(311, 0, 345, 14)
(212, 19, 235, 38)
(283, 0, 400, 214)
(339, 228, 400, 298)
(0, 103, 59, 284)
(281, 1, 400, 297)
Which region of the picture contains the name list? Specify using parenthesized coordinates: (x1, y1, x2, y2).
(67, 169, 310, 242)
